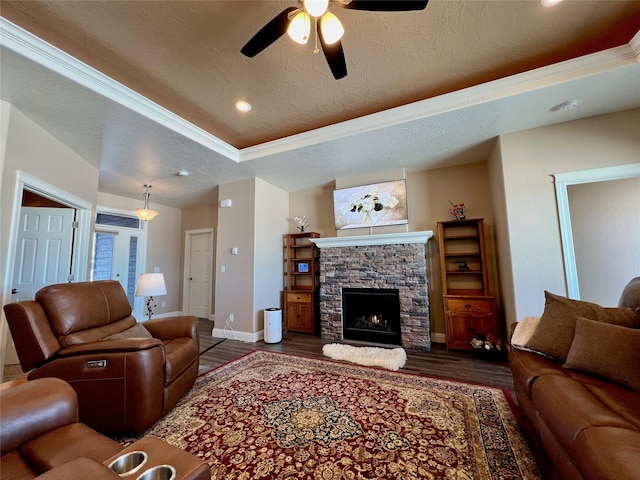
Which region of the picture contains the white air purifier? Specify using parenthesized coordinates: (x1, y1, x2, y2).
(264, 308, 282, 344)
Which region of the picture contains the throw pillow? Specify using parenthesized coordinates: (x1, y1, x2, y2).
(520, 291, 640, 362)
(510, 316, 554, 357)
(102, 322, 152, 340)
(564, 317, 640, 391)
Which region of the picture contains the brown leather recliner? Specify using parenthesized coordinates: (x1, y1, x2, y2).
(0, 377, 210, 480)
(3, 280, 200, 434)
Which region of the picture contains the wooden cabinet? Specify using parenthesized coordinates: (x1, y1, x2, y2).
(284, 291, 315, 332)
(437, 218, 499, 350)
(283, 233, 319, 333)
(444, 296, 496, 350)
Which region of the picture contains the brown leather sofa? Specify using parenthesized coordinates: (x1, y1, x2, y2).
(0, 377, 210, 480)
(509, 278, 640, 480)
(4, 280, 200, 434)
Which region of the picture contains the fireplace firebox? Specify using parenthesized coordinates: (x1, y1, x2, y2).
(342, 288, 401, 345)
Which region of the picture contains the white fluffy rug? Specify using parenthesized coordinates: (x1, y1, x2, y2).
(322, 343, 407, 371)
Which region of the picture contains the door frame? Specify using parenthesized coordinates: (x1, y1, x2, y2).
(182, 228, 214, 318)
(94, 205, 149, 319)
(4, 170, 93, 291)
(2, 170, 92, 377)
(553, 163, 640, 299)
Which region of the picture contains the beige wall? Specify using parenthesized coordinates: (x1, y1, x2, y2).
(214, 178, 288, 337)
(215, 178, 257, 336)
(289, 185, 335, 236)
(254, 178, 289, 331)
(290, 161, 497, 339)
(182, 199, 219, 316)
(2, 100, 637, 360)
(568, 177, 640, 306)
(493, 108, 640, 322)
(96, 192, 184, 317)
(487, 138, 516, 330)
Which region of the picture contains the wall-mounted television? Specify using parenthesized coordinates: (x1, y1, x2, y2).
(333, 179, 409, 230)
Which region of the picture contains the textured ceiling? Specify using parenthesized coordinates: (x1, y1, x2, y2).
(1, 1, 639, 208)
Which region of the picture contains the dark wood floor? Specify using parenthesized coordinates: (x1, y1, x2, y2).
(196, 319, 517, 399)
(4, 320, 515, 398)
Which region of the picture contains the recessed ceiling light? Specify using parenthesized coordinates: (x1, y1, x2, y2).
(235, 101, 252, 113)
(177, 170, 189, 177)
(541, 0, 564, 7)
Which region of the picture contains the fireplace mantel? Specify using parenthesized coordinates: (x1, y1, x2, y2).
(310, 231, 433, 248)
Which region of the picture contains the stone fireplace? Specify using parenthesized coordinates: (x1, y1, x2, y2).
(311, 231, 433, 351)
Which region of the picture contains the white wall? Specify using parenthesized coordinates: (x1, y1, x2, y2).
(494, 108, 640, 321)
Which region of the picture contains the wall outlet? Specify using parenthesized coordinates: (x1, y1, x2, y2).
(228, 314, 234, 323)
(161, 301, 166, 308)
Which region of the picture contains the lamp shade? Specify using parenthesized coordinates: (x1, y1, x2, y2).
(134, 208, 159, 221)
(135, 273, 167, 297)
(287, 11, 311, 44)
(320, 12, 344, 45)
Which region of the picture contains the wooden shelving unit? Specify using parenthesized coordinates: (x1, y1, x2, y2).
(283, 232, 320, 334)
(437, 218, 498, 350)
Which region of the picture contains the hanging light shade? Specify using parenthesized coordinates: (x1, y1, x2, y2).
(320, 12, 344, 45)
(133, 184, 159, 222)
(287, 11, 311, 44)
(303, 0, 329, 17)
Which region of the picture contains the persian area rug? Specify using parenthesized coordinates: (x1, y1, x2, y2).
(127, 351, 541, 479)
(322, 343, 407, 371)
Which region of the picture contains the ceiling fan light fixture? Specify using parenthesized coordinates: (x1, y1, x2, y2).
(287, 11, 311, 44)
(303, 0, 329, 17)
(320, 12, 344, 45)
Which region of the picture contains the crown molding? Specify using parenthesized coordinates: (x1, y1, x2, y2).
(630, 29, 640, 59)
(2, 17, 638, 167)
(239, 39, 640, 162)
(0, 18, 239, 162)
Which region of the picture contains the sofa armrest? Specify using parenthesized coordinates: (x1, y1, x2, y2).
(35, 458, 121, 480)
(3, 301, 61, 371)
(56, 337, 164, 357)
(142, 315, 199, 341)
(0, 378, 78, 455)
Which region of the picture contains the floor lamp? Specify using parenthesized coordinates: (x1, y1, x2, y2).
(135, 273, 167, 320)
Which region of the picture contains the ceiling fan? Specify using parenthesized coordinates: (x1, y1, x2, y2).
(241, 0, 429, 80)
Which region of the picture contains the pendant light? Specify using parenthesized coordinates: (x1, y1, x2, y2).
(134, 184, 159, 222)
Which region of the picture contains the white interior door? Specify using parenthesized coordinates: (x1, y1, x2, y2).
(187, 231, 212, 318)
(11, 207, 75, 301)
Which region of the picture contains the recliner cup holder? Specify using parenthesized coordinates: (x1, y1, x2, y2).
(108, 451, 148, 476)
(136, 465, 177, 480)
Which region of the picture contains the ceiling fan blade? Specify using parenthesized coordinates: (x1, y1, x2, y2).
(340, 1, 428, 11)
(317, 21, 347, 80)
(241, 6, 298, 57)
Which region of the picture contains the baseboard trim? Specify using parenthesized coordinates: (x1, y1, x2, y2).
(212, 328, 261, 343)
(431, 332, 446, 344)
